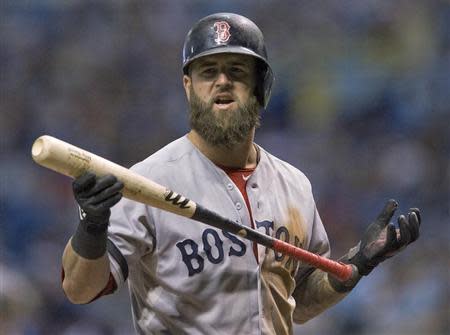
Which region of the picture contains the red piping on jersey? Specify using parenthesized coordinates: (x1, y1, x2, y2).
(218, 165, 259, 263)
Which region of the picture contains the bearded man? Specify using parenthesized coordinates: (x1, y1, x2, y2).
(61, 13, 421, 335)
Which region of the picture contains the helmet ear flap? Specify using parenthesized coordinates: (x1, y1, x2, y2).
(254, 60, 266, 108)
(254, 59, 273, 109)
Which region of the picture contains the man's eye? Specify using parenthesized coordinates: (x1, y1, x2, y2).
(231, 67, 245, 73)
(202, 68, 217, 75)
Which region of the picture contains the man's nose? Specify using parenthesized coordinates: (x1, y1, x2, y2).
(215, 71, 231, 86)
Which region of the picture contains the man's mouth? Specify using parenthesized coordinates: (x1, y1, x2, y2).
(213, 95, 235, 109)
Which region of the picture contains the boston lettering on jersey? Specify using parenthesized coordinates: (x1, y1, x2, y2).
(176, 220, 303, 276)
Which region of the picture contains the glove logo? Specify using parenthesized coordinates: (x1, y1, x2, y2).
(78, 205, 87, 220)
(213, 21, 231, 44)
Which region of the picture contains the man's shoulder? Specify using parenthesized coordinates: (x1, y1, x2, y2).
(130, 135, 196, 176)
(258, 145, 312, 188)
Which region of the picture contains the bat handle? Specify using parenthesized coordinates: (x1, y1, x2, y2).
(273, 239, 353, 281)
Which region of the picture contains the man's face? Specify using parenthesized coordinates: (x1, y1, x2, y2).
(183, 53, 261, 148)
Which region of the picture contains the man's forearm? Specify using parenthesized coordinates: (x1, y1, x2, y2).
(292, 267, 360, 324)
(62, 238, 110, 304)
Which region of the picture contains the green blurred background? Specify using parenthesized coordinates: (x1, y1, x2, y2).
(1, 1, 449, 334)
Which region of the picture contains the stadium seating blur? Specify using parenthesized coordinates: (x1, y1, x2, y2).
(1, 1, 448, 334)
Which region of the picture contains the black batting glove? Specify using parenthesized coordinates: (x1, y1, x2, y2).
(71, 172, 124, 259)
(348, 199, 421, 276)
(73, 172, 124, 233)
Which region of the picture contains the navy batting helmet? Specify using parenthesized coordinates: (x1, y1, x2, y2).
(182, 13, 274, 108)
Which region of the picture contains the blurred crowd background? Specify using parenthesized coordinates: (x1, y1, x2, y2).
(1, 1, 449, 334)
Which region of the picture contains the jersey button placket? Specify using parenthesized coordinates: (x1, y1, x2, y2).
(235, 202, 242, 210)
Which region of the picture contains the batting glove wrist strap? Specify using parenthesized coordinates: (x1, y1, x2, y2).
(71, 219, 108, 259)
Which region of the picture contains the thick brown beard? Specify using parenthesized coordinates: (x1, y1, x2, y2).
(188, 86, 261, 149)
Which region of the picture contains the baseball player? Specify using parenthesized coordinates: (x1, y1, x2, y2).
(61, 13, 421, 335)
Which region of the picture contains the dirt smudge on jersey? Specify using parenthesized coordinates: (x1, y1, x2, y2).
(258, 206, 308, 333)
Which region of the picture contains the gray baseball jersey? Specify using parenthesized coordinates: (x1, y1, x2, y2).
(107, 135, 331, 335)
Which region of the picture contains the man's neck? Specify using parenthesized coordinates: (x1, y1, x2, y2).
(187, 130, 258, 169)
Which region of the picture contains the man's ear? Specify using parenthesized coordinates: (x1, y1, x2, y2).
(183, 75, 192, 102)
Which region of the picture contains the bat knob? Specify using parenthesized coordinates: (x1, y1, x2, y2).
(31, 136, 50, 163)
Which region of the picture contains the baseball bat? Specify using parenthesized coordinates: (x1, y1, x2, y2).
(31, 135, 353, 281)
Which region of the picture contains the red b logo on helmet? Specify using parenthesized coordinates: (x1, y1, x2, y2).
(214, 21, 231, 44)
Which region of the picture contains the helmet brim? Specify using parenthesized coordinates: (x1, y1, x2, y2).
(182, 46, 269, 74)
